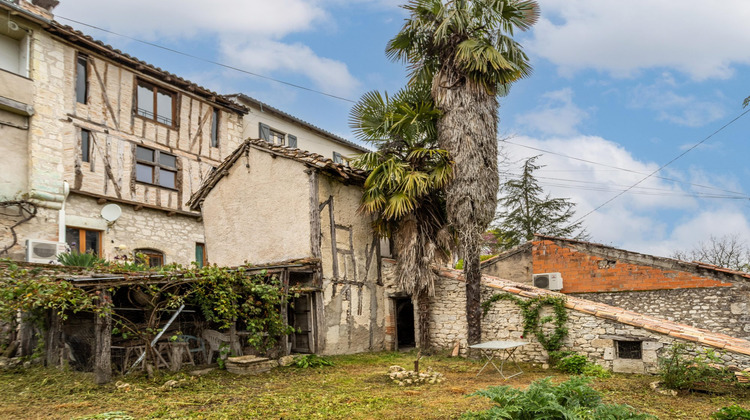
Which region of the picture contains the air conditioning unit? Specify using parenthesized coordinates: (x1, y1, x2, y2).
(532, 272, 563, 291)
(25, 239, 67, 264)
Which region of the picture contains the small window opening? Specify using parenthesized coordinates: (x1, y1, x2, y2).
(80, 128, 91, 162)
(75, 53, 88, 104)
(210, 108, 219, 148)
(135, 248, 164, 267)
(616, 340, 642, 359)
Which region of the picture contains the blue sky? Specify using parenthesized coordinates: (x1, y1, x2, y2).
(54, 0, 750, 258)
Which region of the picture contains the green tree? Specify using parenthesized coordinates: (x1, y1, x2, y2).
(672, 234, 750, 272)
(387, 0, 539, 344)
(350, 84, 452, 349)
(494, 156, 588, 250)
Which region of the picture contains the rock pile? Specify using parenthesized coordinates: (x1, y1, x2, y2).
(388, 365, 444, 386)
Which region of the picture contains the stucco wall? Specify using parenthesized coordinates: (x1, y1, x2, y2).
(481, 247, 533, 284)
(317, 173, 384, 354)
(0, 111, 28, 199)
(239, 102, 363, 161)
(201, 147, 311, 266)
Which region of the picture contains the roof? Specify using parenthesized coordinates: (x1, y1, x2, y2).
(228, 94, 369, 154)
(187, 138, 368, 210)
(481, 234, 750, 282)
(437, 266, 750, 356)
(0, 1, 246, 115)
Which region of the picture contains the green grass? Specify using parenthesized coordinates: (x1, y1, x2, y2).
(0, 352, 748, 419)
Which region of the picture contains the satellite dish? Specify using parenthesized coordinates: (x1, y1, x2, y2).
(101, 204, 122, 222)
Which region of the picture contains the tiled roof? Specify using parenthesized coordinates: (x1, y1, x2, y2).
(187, 138, 368, 210)
(438, 267, 750, 356)
(0, 1, 246, 114)
(229, 94, 370, 154)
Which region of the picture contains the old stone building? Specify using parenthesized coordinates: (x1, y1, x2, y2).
(481, 235, 750, 340)
(187, 139, 384, 355)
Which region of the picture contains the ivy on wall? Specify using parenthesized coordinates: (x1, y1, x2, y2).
(482, 292, 569, 353)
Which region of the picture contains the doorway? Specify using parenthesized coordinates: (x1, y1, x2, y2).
(288, 294, 315, 353)
(394, 297, 415, 350)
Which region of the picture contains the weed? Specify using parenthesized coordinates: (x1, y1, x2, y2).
(712, 404, 750, 419)
(293, 354, 334, 368)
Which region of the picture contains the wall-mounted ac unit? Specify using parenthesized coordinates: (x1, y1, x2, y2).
(25, 239, 67, 264)
(532, 272, 563, 291)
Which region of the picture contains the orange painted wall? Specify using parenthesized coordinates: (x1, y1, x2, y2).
(532, 240, 733, 293)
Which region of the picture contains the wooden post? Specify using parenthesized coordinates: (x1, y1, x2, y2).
(93, 289, 112, 385)
(281, 269, 290, 356)
(307, 169, 323, 287)
(170, 344, 182, 372)
(229, 321, 241, 356)
(45, 309, 64, 367)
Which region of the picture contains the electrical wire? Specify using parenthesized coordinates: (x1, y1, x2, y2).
(567, 108, 750, 226)
(56, 15, 357, 104)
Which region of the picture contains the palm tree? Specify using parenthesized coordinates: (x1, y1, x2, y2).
(386, 0, 539, 345)
(350, 84, 452, 350)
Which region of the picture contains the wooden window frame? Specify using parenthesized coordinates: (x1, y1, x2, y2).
(75, 52, 89, 104)
(65, 227, 102, 256)
(135, 248, 164, 267)
(195, 243, 207, 268)
(135, 78, 177, 127)
(135, 145, 178, 190)
(210, 108, 220, 148)
(81, 128, 91, 163)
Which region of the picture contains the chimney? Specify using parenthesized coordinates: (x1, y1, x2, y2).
(16, 0, 57, 20)
(30, 0, 59, 11)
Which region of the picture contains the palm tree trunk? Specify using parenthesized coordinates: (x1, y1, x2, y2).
(433, 73, 499, 346)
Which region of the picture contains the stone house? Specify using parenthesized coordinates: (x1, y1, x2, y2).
(187, 139, 385, 355)
(229, 93, 369, 164)
(0, 0, 368, 269)
(481, 235, 750, 340)
(426, 266, 750, 374)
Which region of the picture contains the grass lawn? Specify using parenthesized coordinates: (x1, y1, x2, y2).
(0, 351, 748, 419)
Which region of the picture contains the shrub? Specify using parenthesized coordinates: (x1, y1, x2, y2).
(581, 363, 611, 379)
(293, 354, 334, 368)
(556, 354, 589, 374)
(57, 251, 107, 267)
(462, 376, 655, 420)
(659, 343, 736, 392)
(712, 405, 750, 419)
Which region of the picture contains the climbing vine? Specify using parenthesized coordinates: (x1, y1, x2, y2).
(0, 200, 37, 256)
(482, 293, 569, 353)
(0, 260, 296, 358)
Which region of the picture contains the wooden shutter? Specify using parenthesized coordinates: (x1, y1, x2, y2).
(287, 134, 297, 148)
(259, 123, 271, 141)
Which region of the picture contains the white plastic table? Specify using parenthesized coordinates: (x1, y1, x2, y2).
(469, 340, 528, 379)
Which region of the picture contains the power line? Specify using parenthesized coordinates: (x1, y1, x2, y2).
(501, 139, 749, 197)
(568, 107, 750, 226)
(56, 15, 357, 104)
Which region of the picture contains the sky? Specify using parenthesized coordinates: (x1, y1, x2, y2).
(54, 0, 750, 258)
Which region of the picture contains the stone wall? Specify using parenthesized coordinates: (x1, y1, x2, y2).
(66, 194, 204, 266)
(572, 287, 750, 341)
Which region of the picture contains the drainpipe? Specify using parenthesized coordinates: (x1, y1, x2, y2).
(58, 181, 69, 243)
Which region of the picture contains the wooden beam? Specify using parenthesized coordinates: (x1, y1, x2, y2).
(93, 289, 112, 385)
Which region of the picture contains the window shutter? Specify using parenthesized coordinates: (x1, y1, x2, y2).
(259, 123, 271, 141)
(287, 134, 297, 148)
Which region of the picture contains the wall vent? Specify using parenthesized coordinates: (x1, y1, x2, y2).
(532, 272, 563, 291)
(25, 239, 67, 264)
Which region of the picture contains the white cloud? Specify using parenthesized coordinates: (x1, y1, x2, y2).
(55, 1, 360, 96)
(221, 39, 359, 96)
(501, 133, 750, 258)
(628, 77, 726, 127)
(514, 88, 589, 136)
(528, 0, 750, 80)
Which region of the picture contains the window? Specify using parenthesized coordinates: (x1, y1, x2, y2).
(135, 145, 177, 189)
(0, 28, 28, 77)
(210, 108, 219, 148)
(616, 340, 642, 359)
(333, 152, 345, 164)
(195, 243, 206, 268)
(287, 134, 297, 148)
(259, 122, 287, 146)
(81, 128, 91, 162)
(65, 227, 102, 256)
(75, 53, 88, 104)
(135, 79, 175, 126)
(135, 248, 164, 267)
